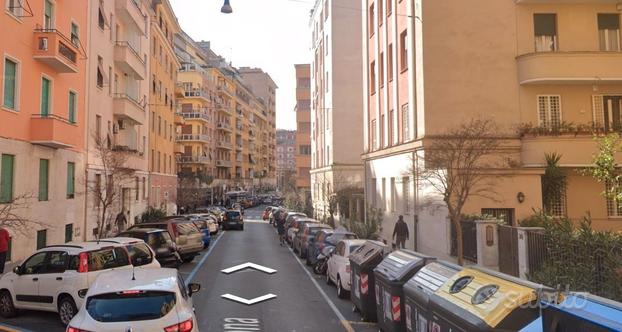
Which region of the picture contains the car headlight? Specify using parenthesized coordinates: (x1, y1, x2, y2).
(78, 289, 88, 298)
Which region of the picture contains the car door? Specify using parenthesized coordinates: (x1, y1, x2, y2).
(335, 242, 347, 281)
(36, 251, 71, 310)
(13, 252, 48, 309)
(329, 242, 344, 283)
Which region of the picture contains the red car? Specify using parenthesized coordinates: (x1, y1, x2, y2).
(262, 207, 271, 221)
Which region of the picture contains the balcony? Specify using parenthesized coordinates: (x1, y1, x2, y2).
(217, 122, 232, 132)
(177, 134, 210, 143)
(217, 141, 233, 150)
(516, 51, 622, 85)
(30, 114, 79, 149)
(217, 104, 233, 115)
(174, 113, 185, 125)
(113, 93, 145, 125)
(235, 142, 243, 150)
(174, 143, 184, 154)
(177, 155, 210, 164)
(115, 0, 146, 35)
(216, 159, 232, 168)
(181, 111, 210, 123)
(217, 85, 235, 98)
(33, 29, 79, 73)
(114, 41, 145, 80)
(183, 88, 210, 102)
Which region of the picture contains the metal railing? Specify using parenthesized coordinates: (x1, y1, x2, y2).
(176, 134, 210, 142)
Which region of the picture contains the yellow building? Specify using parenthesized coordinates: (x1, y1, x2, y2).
(149, 0, 181, 214)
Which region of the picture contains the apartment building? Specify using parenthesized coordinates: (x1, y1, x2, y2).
(148, 0, 181, 214)
(362, 0, 622, 259)
(276, 129, 297, 190)
(310, 0, 365, 222)
(0, 0, 88, 262)
(294, 64, 311, 190)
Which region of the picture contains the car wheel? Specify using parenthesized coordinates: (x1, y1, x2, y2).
(182, 255, 195, 263)
(240, 226, 244, 231)
(337, 277, 348, 299)
(326, 270, 333, 285)
(58, 296, 77, 326)
(306, 255, 311, 266)
(0, 290, 17, 318)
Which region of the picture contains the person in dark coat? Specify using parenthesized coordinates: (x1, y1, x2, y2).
(392, 215, 409, 249)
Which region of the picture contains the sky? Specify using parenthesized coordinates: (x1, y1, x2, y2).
(170, 0, 315, 130)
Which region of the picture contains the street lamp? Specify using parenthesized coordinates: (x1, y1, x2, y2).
(221, 0, 232, 14)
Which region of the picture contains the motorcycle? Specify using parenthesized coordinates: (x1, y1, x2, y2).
(313, 246, 334, 275)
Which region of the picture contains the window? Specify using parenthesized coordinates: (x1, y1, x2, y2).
(3, 58, 17, 110)
(402, 104, 409, 141)
(67, 162, 75, 199)
(41, 77, 51, 116)
(324, 0, 329, 20)
(381, 178, 387, 211)
(135, 177, 139, 201)
(65, 224, 73, 243)
(400, 30, 408, 71)
(0, 154, 14, 203)
(94, 174, 101, 207)
(300, 145, 311, 155)
(6, 0, 23, 16)
(481, 208, 515, 225)
(402, 177, 410, 213)
(96, 115, 102, 138)
(546, 184, 567, 217)
(39, 159, 49, 201)
(379, 52, 384, 87)
(371, 119, 377, 150)
(387, 44, 393, 81)
(380, 114, 385, 147)
(607, 180, 622, 217)
(68, 91, 77, 123)
(142, 177, 146, 199)
(96, 56, 104, 88)
(390, 177, 396, 212)
(538, 95, 561, 129)
(325, 71, 329, 92)
(98, 2, 106, 29)
(387, 0, 392, 16)
(599, 14, 620, 51)
(36, 229, 47, 250)
(371, 178, 377, 208)
(378, 0, 383, 26)
(389, 109, 394, 145)
(368, 4, 375, 36)
(71, 22, 79, 46)
(370, 61, 376, 94)
(44, 0, 53, 29)
(534, 14, 557, 52)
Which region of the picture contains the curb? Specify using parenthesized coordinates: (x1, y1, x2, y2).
(0, 323, 34, 332)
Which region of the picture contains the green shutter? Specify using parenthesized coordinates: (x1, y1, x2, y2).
(3, 59, 16, 109)
(6, 237, 11, 261)
(38, 159, 49, 201)
(67, 162, 75, 198)
(65, 224, 73, 243)
(68, 91, 76, 123)
(0, 154, 14, 203)
(41, 78, 50, 116)
(36, 230, 47, 250)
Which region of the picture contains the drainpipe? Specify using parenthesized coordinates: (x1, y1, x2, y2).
(412, 150, 419, 251)
(82, 0, 93, 242)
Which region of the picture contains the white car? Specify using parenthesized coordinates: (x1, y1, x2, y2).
(94, 238, 161, 268)
(326, 239, 367, 298)
(188, 214, 219, 235)
(0, 242, 133, 325)
(67, 268, 200, 332)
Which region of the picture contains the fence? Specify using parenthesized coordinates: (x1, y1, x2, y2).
(450, 220, 478, 263)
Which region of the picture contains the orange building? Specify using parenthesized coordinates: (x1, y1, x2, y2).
(295, 64, 311, 190)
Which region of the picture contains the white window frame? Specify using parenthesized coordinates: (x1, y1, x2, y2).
(5, 0, 24, 18)
(606, 180, 622, 218)
(537, 95, 562, 129)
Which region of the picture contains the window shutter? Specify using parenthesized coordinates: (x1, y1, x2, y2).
(598, 14, 620, 30)
(68, 92, 76, 123)
(0, 155, 14, 203)
(3, 59, 16, 109)
(534, 14, 556, 36)
(67, 162, 75, 198)
(41, 78, 50, 116)
(39, 159, 49, 201)
(538, 96, 548, 127)
(592, 95, 605, 128)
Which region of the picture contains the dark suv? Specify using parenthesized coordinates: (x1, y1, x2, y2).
(117, 228, 181, 267)
(223, 210, 244, 230)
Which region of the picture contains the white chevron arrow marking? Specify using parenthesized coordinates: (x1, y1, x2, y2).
(221, 262, 277, 274)
(221, 293, 277, 305)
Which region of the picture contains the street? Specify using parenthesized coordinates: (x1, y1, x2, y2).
(0, 206, 377, 332)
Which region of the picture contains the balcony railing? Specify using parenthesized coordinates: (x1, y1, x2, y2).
(216, 159, 232, 167)
(114, 41, 145, 79)
(176, 134, 210, 142)
(217, 141, 233, 149)
(217, 122, 232, 132)
(177, 155, 211, 164)
(113, 93, 145, 125)
(33, 28, 80, 73)
(181, 111, 211, 122)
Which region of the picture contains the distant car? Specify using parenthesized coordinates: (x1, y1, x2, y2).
(92, 238, 161, 269)
(327, 239, 367, 298)
(222, 210, 244, 230)
(0, 242, 132, 325)
(116, 228, 181, 267)
(130, 219, 203, 263)
(67, 268, 200, 332)
(294, 222, 332, 258)
(306, 230, 358, 266)
(286, 212, 307, 224)
(188, 214, 219, 234)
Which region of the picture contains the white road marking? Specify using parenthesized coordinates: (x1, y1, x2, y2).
(185, 231, 226, 285)
(221, 293, 277, 305)
(221, 262, 277, 274)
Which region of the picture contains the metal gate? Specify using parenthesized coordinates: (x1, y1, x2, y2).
(450, 220, 478, 263)
(498, 225, 519, 277)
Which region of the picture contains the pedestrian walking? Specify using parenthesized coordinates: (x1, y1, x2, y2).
(115, 211, 127, 232)
(392, 215, 409, 249)
(0, 227, 10, 274)
(276, 210, 286, 246)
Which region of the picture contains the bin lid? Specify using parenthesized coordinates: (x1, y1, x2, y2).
(373, 250, 435, 282)
(432, 267, 553, 329)
(544, 293, 622, 331)
(349, 240, 388, 266)
(404, 260, 462, 298)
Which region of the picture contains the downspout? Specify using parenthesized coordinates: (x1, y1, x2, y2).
(82, 0, 93, 242)
(412, 150, 418, 251)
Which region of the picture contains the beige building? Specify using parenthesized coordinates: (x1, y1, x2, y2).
(276, 129, 297, 190)
(363, 0, 622, 260)
(310, 0, 365, 222)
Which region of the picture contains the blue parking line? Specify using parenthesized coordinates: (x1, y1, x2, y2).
(185, 231, 225, 285)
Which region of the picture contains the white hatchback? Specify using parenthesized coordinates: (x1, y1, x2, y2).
(326, 239, 367, 299)
(67, 268, 200, 332)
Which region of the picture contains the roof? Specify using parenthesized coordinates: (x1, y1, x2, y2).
(93, 237, 147, 245)
(88, 268, 180, 296)
(341, 239, 367, 246)
(41, 241, 123, 253)
(119, 228, 166, 234)
(305, 223, 331, 229)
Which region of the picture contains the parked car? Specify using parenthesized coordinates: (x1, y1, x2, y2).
(286, 212, 307, 224)
(286, 218, 308, 245)
(294, 222, 332, 258)
(222, 210, 244, 230)
(306, 230, 358, 266)
(92, 238, 161, 268)
(67, 268, 200, 332)
(0, 242, 132, 325)
(326, 239, 367, 298)
(116, 228, 181, 267)
(189, 214, 219, 234)
(130, 219, 203, 263)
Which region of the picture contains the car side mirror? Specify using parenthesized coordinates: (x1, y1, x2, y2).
(13, 266, 21, 275)
(188, 283, 201, 297)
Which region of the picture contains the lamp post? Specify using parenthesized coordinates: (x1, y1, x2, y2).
(221, 0, 232, 14)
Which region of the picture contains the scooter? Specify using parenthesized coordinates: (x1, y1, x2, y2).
(313, 246, 334, 275)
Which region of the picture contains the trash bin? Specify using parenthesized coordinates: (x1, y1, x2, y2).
(428, 267, 555, 331)
(403, 260, 462, 332)
(349, 240, 389, 321)
(541, 293, 622, 332)
(374, 250, 435, 332)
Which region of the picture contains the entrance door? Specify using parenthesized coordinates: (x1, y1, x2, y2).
(121, 188, 131, 230)
(604, 96, 622, 131)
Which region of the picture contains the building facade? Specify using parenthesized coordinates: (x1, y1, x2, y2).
(276, 129, 297, 190)
(148, 0, 181, 214)
(362, 0, 622, 260)
(310, 0, 365, 223)
(0, 0, 88, 262)
(294, 64, 311, 190)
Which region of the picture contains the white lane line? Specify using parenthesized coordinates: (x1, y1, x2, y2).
(185, 231, 226, 285)
(287, 246, 355, 332)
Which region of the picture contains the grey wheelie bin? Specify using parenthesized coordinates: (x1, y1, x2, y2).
(349, 240, 389, 321)
(403, 260, 462, 332)
(374, 250, 435, 332)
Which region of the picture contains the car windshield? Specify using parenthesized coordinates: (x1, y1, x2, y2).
(86, 291, 176, 322)
(350, 245, 362, 253)
(88, 247, 130, 271)
(226, 211, 241, 218)
(146, 232, 169, 248)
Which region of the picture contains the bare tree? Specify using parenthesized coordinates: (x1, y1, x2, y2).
(411, 118, 511, 265)
(177, 170, 212, 213)
(0, 194, 50, 237)
(86, 134, 135, 240)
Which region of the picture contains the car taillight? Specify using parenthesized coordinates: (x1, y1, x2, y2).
(346, 264, 351, 274)
(171, 223, 179, 238)
(164, 318, 194, 332)
(78, 252, 88, 273)
(67, 327, 92, 332)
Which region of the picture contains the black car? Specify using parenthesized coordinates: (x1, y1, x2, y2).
(117, 228, 181, 267)
(223, 210, 244, 230)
